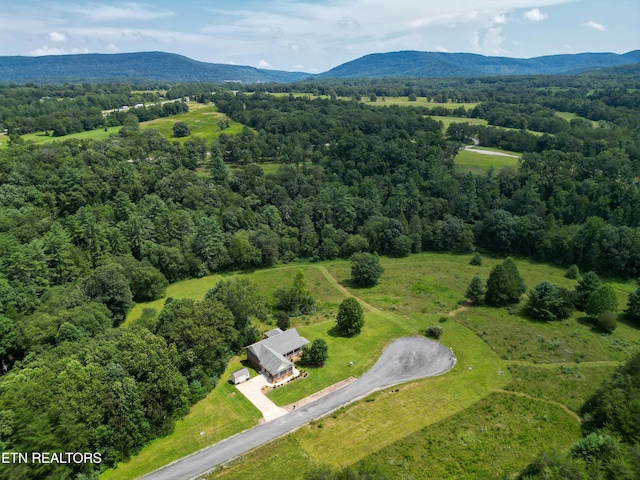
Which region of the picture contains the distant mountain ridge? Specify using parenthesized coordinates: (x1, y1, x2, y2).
(0, 50, 639, 83)
(0, 51, 310, 84)
(318, 50, 640, 79)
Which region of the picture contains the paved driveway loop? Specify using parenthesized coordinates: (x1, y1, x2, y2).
(140, 337, 455, 480)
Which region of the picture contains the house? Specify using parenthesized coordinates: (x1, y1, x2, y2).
(231, 367, 250, 385)
(246, 329, 309, 383)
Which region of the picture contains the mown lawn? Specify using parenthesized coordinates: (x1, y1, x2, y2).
(207, 320, 508, 479)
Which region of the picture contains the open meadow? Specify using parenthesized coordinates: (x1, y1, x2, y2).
(454, 147, 521, 174)
(103, 253, 639, 479)
(2, 101, 240, 149)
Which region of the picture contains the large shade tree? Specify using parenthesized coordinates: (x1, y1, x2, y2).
(336, 297, 364, 337)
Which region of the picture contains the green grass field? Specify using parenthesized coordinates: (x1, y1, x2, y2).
(207, 320, 509, 480)
(107, 253, 639, 480)
(140, 102, 244, 144)
(365, 97, 478, 109)
(430, 115, 489, 129)
(0, 126, 122, 148)
(454, 148, 520, 174)
(3, 102, 240, 150)
(338, 391, 582, 479)
(555, 111, 599, 128)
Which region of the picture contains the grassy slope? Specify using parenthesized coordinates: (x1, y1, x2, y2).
(139, 102, 244, 144)
(107, 253, 639, 479)
(207, 320, 508, 480)
(4, 101, 239, 150)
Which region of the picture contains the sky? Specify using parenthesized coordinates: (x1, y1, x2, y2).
(0, 0, 638, 73)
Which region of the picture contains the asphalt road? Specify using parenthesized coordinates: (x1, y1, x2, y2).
(139, 336, 455, 480)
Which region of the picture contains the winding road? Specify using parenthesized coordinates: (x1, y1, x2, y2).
(139, 337, 455, 480)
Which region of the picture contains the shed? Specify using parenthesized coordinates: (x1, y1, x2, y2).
(231, 367, 250, 385)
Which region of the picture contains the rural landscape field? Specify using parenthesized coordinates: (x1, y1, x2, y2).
(0, 5, 640, 477)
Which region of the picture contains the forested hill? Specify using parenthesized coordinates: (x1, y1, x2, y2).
(318, 50, 640, 79)
(0, 51, 310, 84)
(2, 50, 640, 83)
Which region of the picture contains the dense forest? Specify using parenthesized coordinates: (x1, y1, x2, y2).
(0, 73, 639, 478)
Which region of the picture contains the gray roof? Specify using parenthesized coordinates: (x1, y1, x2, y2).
(264, 327, 284, 338)
(247, 328, 309, 358)
(246, 328, 309, 375)
(255, 346, 292, 376)
(231, 367, 249, 380)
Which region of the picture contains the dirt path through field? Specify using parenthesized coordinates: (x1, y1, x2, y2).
(315, 265, 380, 312)
(497, 388, 582, 423)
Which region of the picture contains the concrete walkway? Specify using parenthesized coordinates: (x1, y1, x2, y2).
(235, 374, 287, 422)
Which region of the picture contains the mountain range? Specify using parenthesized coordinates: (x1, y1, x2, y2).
(1, 50, 639, 84)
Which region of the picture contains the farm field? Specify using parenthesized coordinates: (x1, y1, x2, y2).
(105, 253, 639, 480)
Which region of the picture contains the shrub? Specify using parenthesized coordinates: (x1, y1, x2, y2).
(470, 253, 483, 266)
(172, 121, 190, 137)
(565, 264, 580, 279)
(350, 252, 384, 287)
(586, 284, 618, 318)
(424, 325, 443, 339)
(275, 311, 290, 331)
(596, 311, 617, 333)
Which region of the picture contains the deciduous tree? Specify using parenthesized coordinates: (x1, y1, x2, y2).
(336, 297, 364, 337)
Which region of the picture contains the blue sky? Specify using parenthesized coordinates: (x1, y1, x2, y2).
(1, 1, 638, 72)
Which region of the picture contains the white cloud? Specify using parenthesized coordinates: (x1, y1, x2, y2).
(493, 14, 507, 25)
(30, 45, 89, 56)
(106, 43, 120, 52)
(257, 59, 272, 68)
(436, 45, 449, 52)
(49, 32, 67, 43)
(483, 27, 506, 54)
(584, 20, 605, 31)
(524, 8, 548, 21)
(68, 3, 174, 22)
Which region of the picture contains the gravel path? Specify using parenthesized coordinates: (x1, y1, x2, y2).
(139, 337, 455, 480)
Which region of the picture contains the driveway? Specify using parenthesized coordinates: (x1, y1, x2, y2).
(139, 337, 455, 480)
(235, 373, 287, 422)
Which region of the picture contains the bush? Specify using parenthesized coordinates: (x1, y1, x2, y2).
(275, 311, 290, 331)
(470, 253, 483, 266)
(565, 264, 580, 279)
(586, 284, 618, 318)
(172, 121, 190, 138)
(350, 252, 384, 288)
(424, 325, 443, 339)
(596, 311, 617, 333)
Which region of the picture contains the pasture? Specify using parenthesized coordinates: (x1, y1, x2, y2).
(107, 253, 639, 480)
(139, 101, 244, 143)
